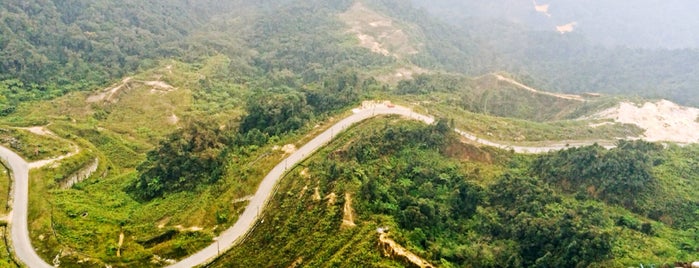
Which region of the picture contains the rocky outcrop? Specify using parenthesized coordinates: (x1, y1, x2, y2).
(60, 158, 98, 189)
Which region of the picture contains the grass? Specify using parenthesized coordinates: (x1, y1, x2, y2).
(0, 166, 13, 267)
(10, 58, 245, 266)
(210, 119, 432, 267)
(22, 114, 373, 266)
(0, 165, 10, 215)
(0, 127, 73, 162)
(0, 228, 14, 267)
(396, 96, 643, 143)
(10, 57, 370, 266)
(0, 55, 681, 266)
(212, 118, 699, 267)
(381, 71, 645, 144)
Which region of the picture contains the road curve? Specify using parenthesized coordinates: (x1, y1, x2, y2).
(0, 103, 610, 268)
(170, 103, 608, 267)
(0, 147, 53, 268)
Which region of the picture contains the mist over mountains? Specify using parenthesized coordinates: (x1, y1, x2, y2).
(411, 0, 699, 49)
(3, 0, 699, 109)
(2, 1, 699, 267)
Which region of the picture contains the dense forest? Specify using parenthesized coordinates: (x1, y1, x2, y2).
(5, 0, 699, 108)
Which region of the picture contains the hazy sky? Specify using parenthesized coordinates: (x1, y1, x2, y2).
(412, 0, 699, 48)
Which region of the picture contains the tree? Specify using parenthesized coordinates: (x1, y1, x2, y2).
(130, 119, 234, 200)
(240, 87, 313, 136)
(531, 141, 661, 212)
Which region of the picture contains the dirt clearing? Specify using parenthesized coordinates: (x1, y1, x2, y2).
(20, 126, 55, 136)
(338, 2, 420, 59)
(87, 77, 133, 103)
(377, 66, 428, 84)
(533, 0, 552, 17)
(281, 144, 297, 154)
(313, 186, 321, 201)
(86, 77, 176, 103)
(588, 100, 699, 143)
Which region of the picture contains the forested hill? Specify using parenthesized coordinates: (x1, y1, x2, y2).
(409, 0, 699, 107)
(0, 0, 256, 107)
(2, 1, 699, 267)
(4, 0, 699, 109)
(0, 0, 394, 113)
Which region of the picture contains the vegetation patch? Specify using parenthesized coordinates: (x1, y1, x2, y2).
(2, 1, 698, 267)
(213, 118, 699, 267)
(0, 127, 73, 161)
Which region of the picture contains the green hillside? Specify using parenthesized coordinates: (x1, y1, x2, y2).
(0, 0, 697, 267)
(212, 118, 699, 267)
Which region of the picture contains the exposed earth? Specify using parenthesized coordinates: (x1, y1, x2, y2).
(589, 100, 699, 143)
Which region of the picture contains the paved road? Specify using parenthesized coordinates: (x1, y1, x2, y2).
(170, 104, 610, 267)
(0, 103, 612, 268)
(0, 146, 52, 268)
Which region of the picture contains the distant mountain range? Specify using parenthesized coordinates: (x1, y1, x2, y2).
(3, 0, 699, 109)
(412, 0, 699, 49)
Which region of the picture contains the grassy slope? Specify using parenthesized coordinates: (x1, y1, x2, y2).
(0, 166, 12, 267)
(212, 118, 699, 267)
(0, 43, 662, 268)
(211, 118, 510, 267)
(391, 72, 644, 143)
(0, 2, 682, 267)
(395, 95, 642, 144)
(1, 58, 265, 267)
(209, 118, 444, 267)
(0, 128, 73, 162)
(0, 62, 650, 266)
(1, 54, 370, 266)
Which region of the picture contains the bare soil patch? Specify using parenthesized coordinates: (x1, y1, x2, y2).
(299, 185, 308, 199)
(231, 195, 253, 204)
(326, 192, 337, 206)
(338, 2, 419, 59)
(341, 193, 356, 228)
(378, 229, 434, 268)
(533, 0, 552, 17)
(300, 168, 310, 178)
(117, 231, 124, 257)
(86, 77, 176, 103)
(86, 77, 133, 103)
(556, 22, 578, 34)
(495, 74, 585, 101)
(167, 113, 179, 125)
(313, 186, 321, 201)
(377, 66, 428, 84)
(281, 144, 297, 154)
(20, 126, 55, 136)
(589, 100, 699, 143)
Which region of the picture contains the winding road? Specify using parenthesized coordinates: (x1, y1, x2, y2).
(0, 147, 52, 268)
(0, 103, 613, 267)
